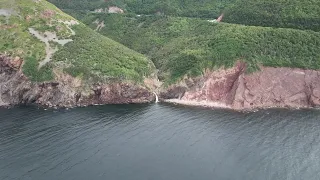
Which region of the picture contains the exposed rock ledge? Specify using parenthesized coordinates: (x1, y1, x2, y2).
(160, 62, 320, 110)
(0, 55, 154, 108)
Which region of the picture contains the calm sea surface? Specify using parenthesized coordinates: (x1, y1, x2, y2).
(1, 104, 320, 180)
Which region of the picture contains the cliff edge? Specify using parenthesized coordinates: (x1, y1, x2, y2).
(0, 55, 154, 108)
(161, 62, 320, 110)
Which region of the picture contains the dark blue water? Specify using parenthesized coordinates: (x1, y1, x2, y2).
(1, 104, 320, 180)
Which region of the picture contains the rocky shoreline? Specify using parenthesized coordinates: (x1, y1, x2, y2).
(2, 54, 320, 111)
(160, 62, 320, 110)
(164, 99, 231, 109)
(162, 99, 319, 112)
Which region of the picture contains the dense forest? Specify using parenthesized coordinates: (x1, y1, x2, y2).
(49, 0, 320, 31)
(48, 0, 235, 18)
(79, 14, 320, 83)
(224, 0, 320, 31)
(47, 0, 320, 83)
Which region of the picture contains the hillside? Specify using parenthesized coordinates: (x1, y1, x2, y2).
(224, 0, 320, 32)
(48, 0, 320, 84)
(48, 0, 235, 18)
(49, 0, 320, 31)
(76, 14, 320, 84)
(1, 0, 154, 82)
(16, 0, 320, 84)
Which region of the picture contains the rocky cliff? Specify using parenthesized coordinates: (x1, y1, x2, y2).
(0, 55, 155, 108)
(160, 62, 320, 110)
(3, 54, 320, 110)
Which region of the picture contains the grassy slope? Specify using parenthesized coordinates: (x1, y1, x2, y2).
(80, 14, 320, 83)
(54, 24, 153, 82)
(1, 0, 73, 81)
(0, 0, 153, 82)
(49, 0, 320, 31)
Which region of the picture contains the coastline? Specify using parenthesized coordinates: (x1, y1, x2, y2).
(162, 99, 317, 112)
(163, 99, 231, 109)
(1, 98, 318, 112)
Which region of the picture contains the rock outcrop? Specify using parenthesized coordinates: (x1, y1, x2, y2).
(0, 55, 154, 108)
(161, 61, 320, 110)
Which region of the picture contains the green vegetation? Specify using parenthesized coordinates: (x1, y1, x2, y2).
(80, 14, 320, 83)
(2, 0, 320, 85)
(1, 0, 154, 83)
(48, 0, 107, 11)
(49, 0, 320, 31)
(22, 56, 54, 82)
(1, 0, 74, 82)
(53, 24, 153, 82)
(224, 0, 320, 32)
(48, 0, 320, 83)
(49, 0, 235, 18)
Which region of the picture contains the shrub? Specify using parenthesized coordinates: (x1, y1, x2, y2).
(22, 56, 54, 82)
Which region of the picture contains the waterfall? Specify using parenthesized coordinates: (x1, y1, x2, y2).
(153, 92, 159, 103)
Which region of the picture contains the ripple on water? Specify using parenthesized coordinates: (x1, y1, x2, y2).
(1, 105, 320, 180)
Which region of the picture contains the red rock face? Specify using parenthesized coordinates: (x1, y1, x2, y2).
(0, 55, 23, 70)
(161, 62, 320, 110)
(216, 14, 224, 22)
(179, 62, 245, 105)
(234, 67, 320, 109)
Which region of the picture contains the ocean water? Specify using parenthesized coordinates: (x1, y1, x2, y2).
(1, 104, 320, 180)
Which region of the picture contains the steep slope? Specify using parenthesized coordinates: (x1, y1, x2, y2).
(161, 62, 320, 110)
(0, 0, 157, 107)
